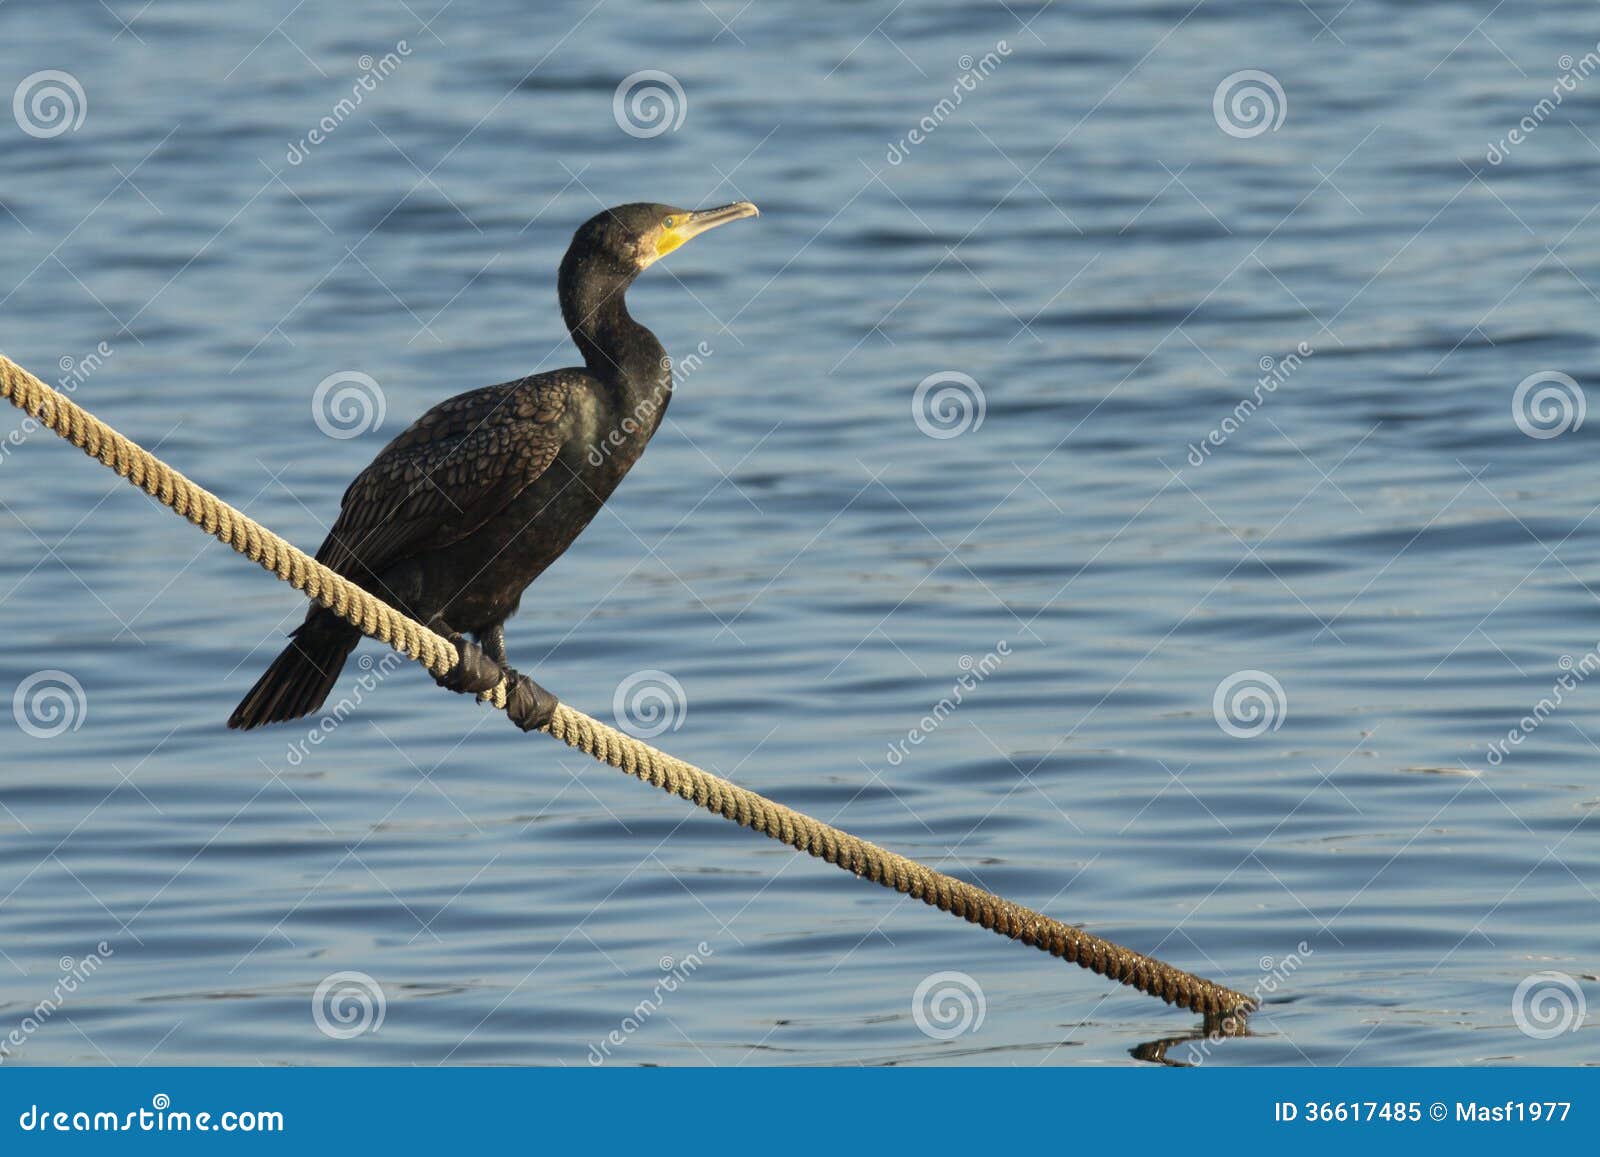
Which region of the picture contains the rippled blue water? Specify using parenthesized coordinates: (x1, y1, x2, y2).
(2, 0, 1598, 1067)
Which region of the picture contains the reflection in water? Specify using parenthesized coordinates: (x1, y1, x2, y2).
(1131, 1009, 1254, 1069)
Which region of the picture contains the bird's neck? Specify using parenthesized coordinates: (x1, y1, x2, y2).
(558, 254, 672, 423)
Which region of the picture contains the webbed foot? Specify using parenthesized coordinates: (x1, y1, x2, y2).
(430, 618, 506, 695)
(504, 670, 558, 731)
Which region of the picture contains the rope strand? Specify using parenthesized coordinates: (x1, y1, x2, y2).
(1, 352, 1254, 1016)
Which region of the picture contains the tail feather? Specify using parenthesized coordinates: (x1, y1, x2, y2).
(228, 614, 359, 730)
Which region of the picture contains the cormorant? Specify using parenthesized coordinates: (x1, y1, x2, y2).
(228, 200, 759, 732)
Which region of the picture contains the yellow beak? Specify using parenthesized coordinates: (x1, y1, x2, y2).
(655, 201, 760, 259)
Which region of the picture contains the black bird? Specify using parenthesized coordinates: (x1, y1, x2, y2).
(228, 200, 759, 731)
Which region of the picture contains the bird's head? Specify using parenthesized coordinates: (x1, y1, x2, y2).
(568, 201, 760, 277)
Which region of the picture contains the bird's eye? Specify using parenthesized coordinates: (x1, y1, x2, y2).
(663, 216, 677, 229)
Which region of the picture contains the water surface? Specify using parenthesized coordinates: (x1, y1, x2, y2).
(1, 0, 1597, 1066)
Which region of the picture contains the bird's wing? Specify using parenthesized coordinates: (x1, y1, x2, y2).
(315, 376, 574, 578)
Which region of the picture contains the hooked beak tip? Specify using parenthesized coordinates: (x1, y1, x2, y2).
(654, 201, 760, 262)
(688, 201, 759, 231)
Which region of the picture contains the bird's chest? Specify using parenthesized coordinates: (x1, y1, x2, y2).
(423, 446, 617, 624)
(422, 385, 665, 627)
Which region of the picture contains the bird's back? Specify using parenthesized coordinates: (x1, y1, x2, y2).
(314, 372, 580, 583)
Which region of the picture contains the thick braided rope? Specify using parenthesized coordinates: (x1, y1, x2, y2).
(1, 353, 1254, 1016)
(0, 355, 494, 702)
